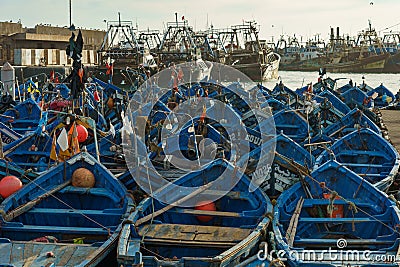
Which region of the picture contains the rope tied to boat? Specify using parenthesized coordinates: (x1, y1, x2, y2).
(269, 258, 285, 267)
(0, 209, 6, 218)
(347, 201, 358, 214)
(327, 191, 338, 217)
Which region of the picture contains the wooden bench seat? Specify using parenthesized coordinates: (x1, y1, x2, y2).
(139, 223, 251, 248)
(1, 224, 110, 235)
(298, 217, 387, 223)
(26, 207, 123, 216)
(295, 238, 394, 246)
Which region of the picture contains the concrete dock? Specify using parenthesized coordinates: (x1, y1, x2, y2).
(381, 110, 400, 152)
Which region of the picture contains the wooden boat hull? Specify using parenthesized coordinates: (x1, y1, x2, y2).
(273, 160, 400, 266)
(118, 159, 272, 267)
(315, 128, 400, 191)
(324, 53, 389, 73)
(0, 152, 133, 267)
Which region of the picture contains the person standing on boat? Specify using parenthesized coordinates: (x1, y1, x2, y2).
(106, 61, 114, 84)
(349, 79, 353, 87)
(363, 96, 371, 107)
(395, 89, 400, 102)
(382, 92, 388, 104)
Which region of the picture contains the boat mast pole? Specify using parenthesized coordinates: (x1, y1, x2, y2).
(69, 0, 72, 28)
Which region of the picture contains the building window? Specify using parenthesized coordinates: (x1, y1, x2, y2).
(6, 45, 11, 60)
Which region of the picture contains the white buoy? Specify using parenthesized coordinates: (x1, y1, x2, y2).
(1, 62, 15, 100)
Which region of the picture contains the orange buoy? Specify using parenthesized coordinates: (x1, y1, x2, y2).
(0, 176, 23, 198)
(107, 97, 114, 109)
(323, 193, 343, 218)
(195, 200, 216, 222)
(76, 124, 88, 143)
(72, 168, 95, 188)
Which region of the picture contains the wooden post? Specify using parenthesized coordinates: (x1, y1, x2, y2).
(0, 133, 3, 159)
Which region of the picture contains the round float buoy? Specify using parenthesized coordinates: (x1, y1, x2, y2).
(0, 176, 23, 198)
(72, 168, 95, 188)
(76, 124, 88, 143)
(195, 200, 216, 223)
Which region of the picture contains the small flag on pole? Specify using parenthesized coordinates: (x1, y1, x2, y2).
(50, 132, 58, 161)
(57, 128, 69, 152)
(109, 123, 115, 138)
(69, 122, 80, 155)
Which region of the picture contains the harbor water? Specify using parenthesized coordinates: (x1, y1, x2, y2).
(263, 70, 400, 94)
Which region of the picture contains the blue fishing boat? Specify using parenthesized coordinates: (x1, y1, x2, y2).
(0, 159, 39, 186)
(0, 98, 42, 135)
(314, 89, 350, 115)
(261, 98, 289, 114)
(117, 159, 272, 267)
(271, 82, 303, 109)
(367, 83, 396, 107)
(237, 253, 285, 267)
(3, 130, 52, 173)
(336, 82, 353, 94)
(273, 160, 400, 266)
(313, 77, 337, 93)
(302, 133, 334, 158)
(258, 109, 309, 143)
(239, 254, 399, 267)
(322, 108, 381, 140)
(0, 152, 134, 266)
(0, 122, 22, 145)
(238, 132, 314, 197)
(86, 123, 125, 173)
(149, 116, 231, 161)
(308, 98, 344, 132)
(307, 90, 350, 134)
(315, 128, 400, 191)
(341, 86, 370, 109)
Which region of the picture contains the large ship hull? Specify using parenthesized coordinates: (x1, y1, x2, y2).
(233, 52, 281, 82)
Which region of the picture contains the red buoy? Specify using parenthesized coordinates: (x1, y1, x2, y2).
(0, 176, 23, 198)
(94, 90, 100, 102)
(76, 124, 88, 143)
(195, 200, 216, 222)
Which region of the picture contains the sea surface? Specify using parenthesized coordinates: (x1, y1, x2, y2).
(262, 71, 400, 94)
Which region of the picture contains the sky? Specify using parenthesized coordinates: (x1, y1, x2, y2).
(1, 0, 400, 43)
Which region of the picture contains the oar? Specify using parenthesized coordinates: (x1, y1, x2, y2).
(274, 152, 325, 218)
(135, 182, 214, 227)
(286, 196, 304, 247)
(1, 179, 71, 221)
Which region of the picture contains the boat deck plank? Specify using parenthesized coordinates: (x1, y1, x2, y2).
(139, 223, 251, 244)
(0, 241, 98, 266)
(0, 242, 12, 264)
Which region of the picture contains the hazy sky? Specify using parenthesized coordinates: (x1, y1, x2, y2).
(2, 0, 399, 42)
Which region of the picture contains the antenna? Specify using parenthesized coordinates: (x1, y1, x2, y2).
(69, 0, 72, 27)
(69, 0, 75, 31)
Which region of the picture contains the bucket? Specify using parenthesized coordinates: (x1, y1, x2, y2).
(323, 193, 343, 218)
